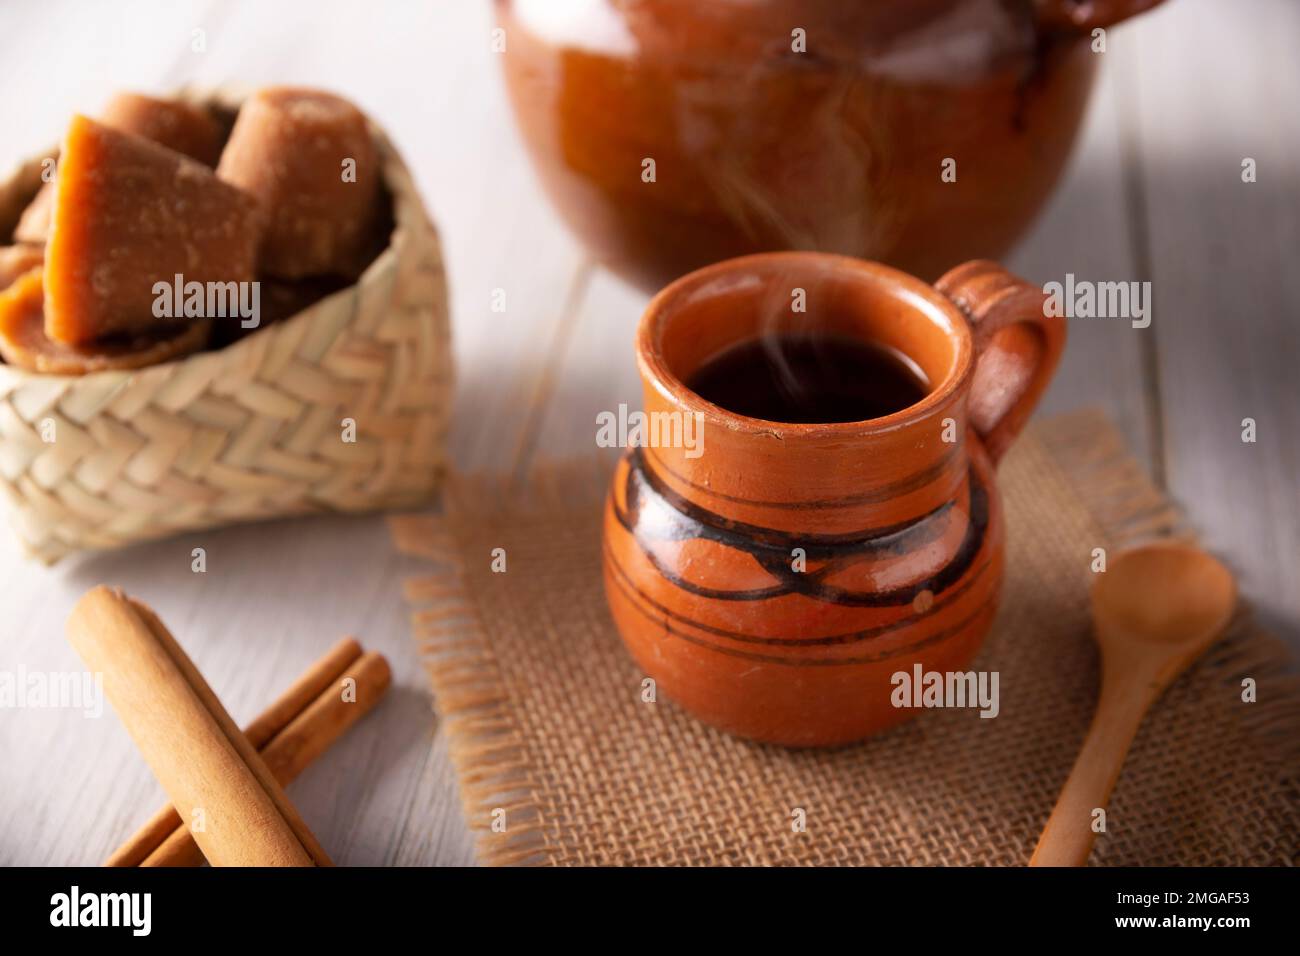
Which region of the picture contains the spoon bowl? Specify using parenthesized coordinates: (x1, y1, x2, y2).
(1030, 541, 1237, 866)
(1092, 543, 1237, 648)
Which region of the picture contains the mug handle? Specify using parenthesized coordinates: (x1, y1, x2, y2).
(1034, 0, 1165, 31)
(936, 260, 1067, 465)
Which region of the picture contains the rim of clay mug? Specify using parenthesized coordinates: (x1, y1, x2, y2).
(637, 251, 976, 439)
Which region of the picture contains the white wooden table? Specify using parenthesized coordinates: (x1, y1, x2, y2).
(0, 0, 1295, 866)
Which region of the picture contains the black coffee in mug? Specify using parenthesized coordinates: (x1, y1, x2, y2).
(685, 332, 930, 424)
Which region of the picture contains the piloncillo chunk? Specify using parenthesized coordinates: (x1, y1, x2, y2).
(217, 87, 380, 278)
(0, 245, 44, 291)
(14, 93, 225, 245)
(100, 92, 226, 166)
(0, 268, 210, 374)
(43, 115, 262, 345)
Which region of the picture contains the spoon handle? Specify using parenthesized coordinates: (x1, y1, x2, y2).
(1029, 669, 1157, 866)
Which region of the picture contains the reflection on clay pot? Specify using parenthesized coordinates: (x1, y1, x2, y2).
(497, 0, 1165, 291)
(602, 252, 1066, 746)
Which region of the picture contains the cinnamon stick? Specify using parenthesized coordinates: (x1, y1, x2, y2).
(133, 650, 390, 867)
(67, 586, 332, 867)
(105, 636, 372, 867)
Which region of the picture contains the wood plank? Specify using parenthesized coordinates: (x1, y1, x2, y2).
(1124, 0, 1300, 649)
(1006, 45, 1155, 471)
(529, 265, 642, 465)
(0, 0, 224, 171)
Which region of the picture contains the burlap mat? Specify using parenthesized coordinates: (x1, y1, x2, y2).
(390, 410, 1299, 866)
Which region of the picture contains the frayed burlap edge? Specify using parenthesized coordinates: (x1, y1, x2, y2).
(390, 413, 1299, 865)
(388, 460, 609, 866)
(390, 511, 546, 866)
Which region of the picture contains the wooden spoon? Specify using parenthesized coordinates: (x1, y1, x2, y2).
(1029, 541, 1237, 866)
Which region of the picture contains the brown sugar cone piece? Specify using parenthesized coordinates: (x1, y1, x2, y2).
(44, 115, 262, 345)
(11, 186, 54, 246)
(217, 87, 380, 278)
(13, 93, 225, 245)
(101, 92, 226, 166)
(0, 267, 210, 374)
(0, 245, 42, 290)
(66, 587, 331, 867)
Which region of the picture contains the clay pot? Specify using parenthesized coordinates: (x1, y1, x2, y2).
(602, 252, 1066, 746)
(496, 0, 1165, 291)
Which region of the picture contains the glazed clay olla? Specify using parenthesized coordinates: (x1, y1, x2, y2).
(497, 0, 1166, 291)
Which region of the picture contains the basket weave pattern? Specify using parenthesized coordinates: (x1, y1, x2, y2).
(0, 125, 451, 563)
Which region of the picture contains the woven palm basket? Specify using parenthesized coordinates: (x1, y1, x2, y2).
(0, 93, 452, 564)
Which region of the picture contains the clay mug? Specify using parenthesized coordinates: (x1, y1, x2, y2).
(602, 252, 1066, 746)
